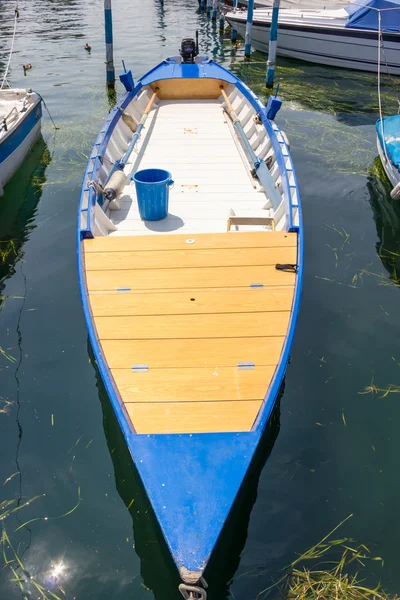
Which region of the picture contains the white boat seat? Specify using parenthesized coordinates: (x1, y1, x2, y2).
(227, 207, 275, 231)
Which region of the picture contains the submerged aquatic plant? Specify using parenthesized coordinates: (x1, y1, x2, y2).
(0, 240, 17, 263)
(257, 516, 397, 600)
(0, 487, 81, 598)
(0, 346, 17, 363)
(1, 526, 67, 600)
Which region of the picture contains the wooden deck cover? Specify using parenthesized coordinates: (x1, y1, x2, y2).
(84, 231, 296, 434)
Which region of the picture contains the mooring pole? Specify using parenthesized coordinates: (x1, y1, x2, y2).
(206, 0, 212, 15)
(244, 0, 255, 58)
(219, 1, 225, 32)
(212, 0, 218, 20)
(231, 0, 239, 41)
(200, 0, 205, 10)
(266, 0, 280, 88)
(104, 0, 115, 88)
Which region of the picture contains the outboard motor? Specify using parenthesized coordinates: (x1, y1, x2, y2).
(180, 31, 199, 63)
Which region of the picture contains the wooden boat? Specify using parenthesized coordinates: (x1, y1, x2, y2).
(376, 115, 400, 199)
(225, 0, 400, 74)
(0, 89, 42, 196)
(78, 43, 302, 597)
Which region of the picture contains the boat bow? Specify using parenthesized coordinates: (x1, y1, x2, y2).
(128, 432, 260, 583)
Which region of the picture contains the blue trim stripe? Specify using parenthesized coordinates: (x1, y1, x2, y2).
(0, 100, 42, 163)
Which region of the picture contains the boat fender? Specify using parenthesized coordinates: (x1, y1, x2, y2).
(390, 182, 400, 200)
(119, 108, 139, 133)
(103, 170, 126, 203)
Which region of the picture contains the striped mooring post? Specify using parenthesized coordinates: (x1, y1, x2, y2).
(231, 0, 239, 41)
(212, 0, 218, 20)
(104, 0, 115, 88)
(244, 0, 255, 57)
(206, 0, 212, 15)
(266, 0, 280, 87)
(219, 1, 225, 32)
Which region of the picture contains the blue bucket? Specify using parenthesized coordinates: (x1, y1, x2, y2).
(132, 168, 173, 221)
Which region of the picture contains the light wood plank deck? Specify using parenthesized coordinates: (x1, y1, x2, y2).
(100, 337, 285, 369)
(86, 265, 295, 292)
(125, 401, 262, 434)
(111, 366, 275, 403)
(84, 247, 295, 271)
(85, 231, 296, 434)
(84, 230, 296, 252)
(95, 312, 290, 340)
(89, 288, 293, 317)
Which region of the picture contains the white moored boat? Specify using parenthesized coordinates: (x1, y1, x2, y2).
(78, 40, 302, 595)
(0, 89, 42, 196)
(225, 0, 400, 74)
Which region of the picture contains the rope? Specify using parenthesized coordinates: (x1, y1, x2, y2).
(35, 92, 60, 130)
(1, 5, 19, 90)
(377, 10, 390, 164)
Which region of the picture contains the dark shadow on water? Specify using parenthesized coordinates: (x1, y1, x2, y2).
(367, 156, 400, 282)
(91, 342, 283, 599)
(0, 135, 50, 297)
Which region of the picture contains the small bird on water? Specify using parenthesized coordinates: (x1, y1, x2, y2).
(23, 63, 32, 70)
(84, 43, 91, 51)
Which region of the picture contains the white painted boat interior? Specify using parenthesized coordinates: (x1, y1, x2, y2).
(80, 83, 298, 237)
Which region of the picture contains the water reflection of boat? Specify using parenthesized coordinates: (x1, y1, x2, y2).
(0, 135, 49, 290)
(376, 114, 400, 198)
(94, 349, 282, 598)
(367, 156, 400, 280)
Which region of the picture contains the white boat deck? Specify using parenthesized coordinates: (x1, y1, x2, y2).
(107, 99, 271, 236)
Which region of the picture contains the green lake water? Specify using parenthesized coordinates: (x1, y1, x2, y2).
(1, 1, 400, 598)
